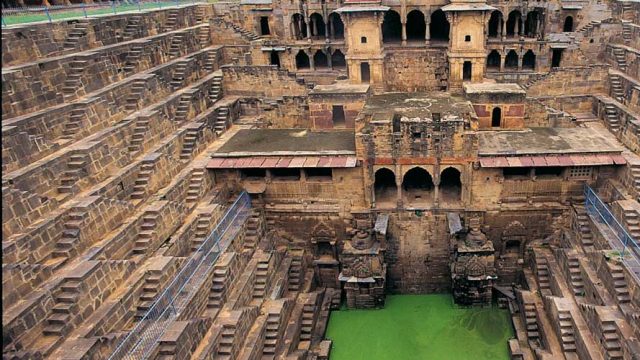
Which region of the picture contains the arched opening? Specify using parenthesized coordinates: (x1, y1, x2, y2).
(374, 168, 397, 204)
(440, 167, 461, 203)
(506, 10, 522, 37)
(270, 51, 280, 68)
(329, 13, 344, 39)
(463, 61, 472, 81)
(296, 50, 310, 69)
(487, 50, 500, 71)
(260, 16, 271, 36)
(360, 62, 370, 83)
(563, 16, 573, 32)
(430, 10, 450, 42)
(291, 13, 307, 40)
(402, 167, 434, 203)
(382, 10, 402, 43)
(331, 50, 346, 69)
(314, 50, 329, 68)
(488, 11, 503, 38)
(406, 10, 426, 41)
(504, 240, 521, 254)
(310, 13, 326, 38)
(525, 11, 539, 37)
(505, 50, 518, 69)
(492, 107, 502, 127)
(522, 50, 535, 70)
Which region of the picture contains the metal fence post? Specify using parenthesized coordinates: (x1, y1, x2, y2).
(158, 0, 162, 10)
(82, 2, 88, 18)
(137, 0, 141, 12)
(1, 15, 6, 27)
(44, 6, 52, 23)
(112, 0, 117, 14)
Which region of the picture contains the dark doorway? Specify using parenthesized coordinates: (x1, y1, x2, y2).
(310, 13, 326, 38)
(260, 16, 270, 35)
(402, 167, 434, 203)
(382, 10, 402, 43)
(331, 50, 346, 69)
(270, 51, 280, 68)
(440, 167, 462, 202)
(360, 62, 370, 83)
(332, 105, 345, 127)
(522, 50, 535, 70)
(329, 13, 344, 39)
(551, 48, 563, 68)
(314, 50, 328, 68)
(563, 16, 573, 32)
(525, 11, 539, 37)
(505, 50, 518, 69)
(492, 107, 502, 127)
(506, 10, 522, 37)
(463, 61, 472, 81)
(296, 50, 310, 69)
(430, 10, 450, 42)
(291, 13, 307, 39)
(488, 11, 502, 38)
(406, 10, 426, 41)
(487, 50, 500, 71)
(374, 168, 397, 204)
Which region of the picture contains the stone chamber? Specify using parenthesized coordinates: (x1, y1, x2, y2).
(2, 0, 640, 359)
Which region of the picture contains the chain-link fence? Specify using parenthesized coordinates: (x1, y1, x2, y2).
(1, 0, 205, 27)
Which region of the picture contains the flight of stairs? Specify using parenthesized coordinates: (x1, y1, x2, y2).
(610, 266, 631, 304)
(522, 72, 550, 89)
(130, 161, 155, 200)
(263, 312, 280, 356)
(576, 20, 600, 35)
(558, 310, 576, 352)
(195, 6, 206, 23)
(243, 210, 261, 250)
(122, 15, 143, 41)
(535, 256, 551, 293)
(603, 103, 620, 132)
(208, 74, 223, 103)
(128, 117, 150, 153)
(43, 280, 81, 337)
(168, 33, 185, 58)
(61, 108, 86, 139)
(601, 320, 624, 359)
(174, 93, 191, 122)
(136, 270, 162, 319)
(299, 299, 316, 342)
(228, 22, 261, 41)
(253, 260, 269, 299)
(629, 164, 640, 202)
(217, 324, 236, 358)
(622, 208, 640, 240)
(123, 43, 144, 74)
(573, 205, 594, 248)
(523, 302, 540, 342)
(62, 60, 87, 99)
(568, 257, 584, 297)
(622, 22, 632, 45)
(288, 250, 303, 292)
(198, 25, 211, 47)
(609, 73, 625, 103)
(186, 169, 205, 205)
(132, 210, 159, 255)
(204, 50, 217, 71)
(52, 212, 84, 259)
(170, 60, 189, 90)
(214, 106, 230, 135)
(191, 213, 212, 251)
(125, 78, 147, 111)
(164, 9, 179, 32)
(63, 20, 90, 50)
(58, 154, 88, 194)
(612, 47, 627, 72)
(621, 1, 634, 21)
(207, 267, 228, 309)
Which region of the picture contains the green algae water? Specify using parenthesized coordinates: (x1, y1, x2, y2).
(326, 294, 514, 360)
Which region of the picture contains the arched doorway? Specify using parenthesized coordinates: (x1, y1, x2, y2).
(430, 10, 450, 42)
(402, 167, 434, 203)
(296, 50, 310, 69)
(487, 50, 500, 71)
(406, 10, 426, 41)
(488, 11, 503, 38)
(563, 16, 573, 32)
(291, 13, 307, 40)
(506, 10, 522, 37)
(331, 50, 346, 69)
(360, 62, 370, 83)
(314, 50, 328, 68)
(382, 10, 402, 43)
(374, 168, 397, 204)
(522, 50, 535, 70)
(492, 107, 502, 127)
(328, 13, 344, 39)
(505, 50, 518, 69)
(440, 167, 462, 202)
(525, 11, 540, 37)
(310, 13, 326, 38)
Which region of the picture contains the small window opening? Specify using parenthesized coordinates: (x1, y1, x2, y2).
(260, 16, 270, 35)
(306, 168, 333, 181)
(332, 105, 346, 127)
(271, 168, 300, 180)
(535, 167, 563, 177)
(241, 168, 266, 179)
(503, 167, 531, 179)
(465, 35, 471, 42)
(361, 36, 367, 43)
(491, 107, 502, 127)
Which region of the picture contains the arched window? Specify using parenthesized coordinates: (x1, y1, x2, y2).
(375, 168, 397, 204)
(505, 50, 518, 69)
(314, 50, 328, 68)
(525, 11, 540, 37)
(440, 167, 461, 202)
(506, 10, 522, 37)
(488, 11, 503, 38)
(328, 13, 344, 39)
(382, 10, 402, 43)
(406, 10, 426, 41)
(430, 10, 450, 42)
(291, 13, 307, 40)
(310, 13, 326, 38)
(523, 50, 535, 70)
(487, 50, 500, 71)
(492, 107, 502, 127)
(331, 50, 346, 69)
(296, 50, 310, 69)
(563, 16, 573, 32)
(402, 167, 434, 203)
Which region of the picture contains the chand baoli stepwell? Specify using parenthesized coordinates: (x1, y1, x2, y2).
(2, 0, 640, 358)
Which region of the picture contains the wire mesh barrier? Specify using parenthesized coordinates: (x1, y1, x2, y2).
(584, 184, 640, 284)
(108, 191, 252, 360)
(1, 0, 205, 27)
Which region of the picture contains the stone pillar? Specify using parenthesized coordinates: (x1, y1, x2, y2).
(325, 21, 330, 42)
(425, 17, 430, 44)
(309, 51, 315, 70)
(502, 19, 506, 40)
(328, 19, 333, 40)
(401, 22, 407, 45)
(306, 20, 312, 42)
(327, 50, 333, 68)
(518, 51, 523, 70)
(500, 54, 505, 71)
(519, 16, 525, 36)
(434, 182, 440, 207)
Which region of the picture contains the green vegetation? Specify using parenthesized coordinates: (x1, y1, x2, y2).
(326, 294, 514, 360)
